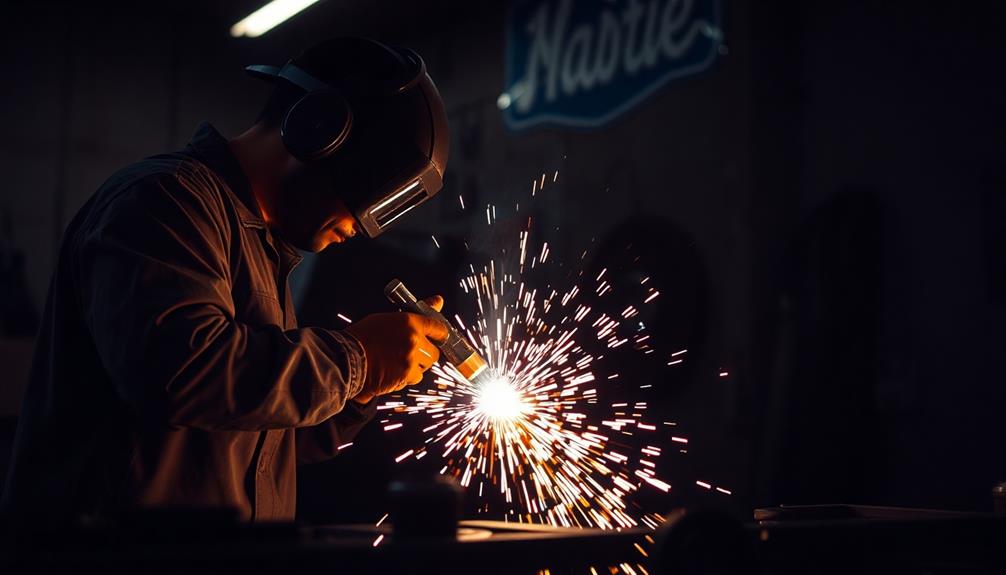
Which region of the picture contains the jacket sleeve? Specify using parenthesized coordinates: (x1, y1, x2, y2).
(295, 398, 378, 465)
(77, 173, 367, 431)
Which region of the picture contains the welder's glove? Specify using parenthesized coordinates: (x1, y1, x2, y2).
(346, 296, 447, 404)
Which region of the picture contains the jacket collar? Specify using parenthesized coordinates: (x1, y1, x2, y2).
(184, 121, 265, 228)
(183, 122, 303, 268)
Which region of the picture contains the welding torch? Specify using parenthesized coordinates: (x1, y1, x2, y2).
(384, 279, 492, 386)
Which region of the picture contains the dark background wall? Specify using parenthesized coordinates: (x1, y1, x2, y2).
(0, 0, 1003, 522)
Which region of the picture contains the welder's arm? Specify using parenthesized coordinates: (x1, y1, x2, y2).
(78, 175, 365, 431)
(295, 398, 378, 464)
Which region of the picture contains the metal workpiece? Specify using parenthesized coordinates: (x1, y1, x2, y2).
(384, 278, 488, 381)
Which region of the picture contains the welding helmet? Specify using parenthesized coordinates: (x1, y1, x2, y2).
(245, 38, 449, 238)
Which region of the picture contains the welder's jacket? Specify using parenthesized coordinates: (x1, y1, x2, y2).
(1, 122, 375, 523)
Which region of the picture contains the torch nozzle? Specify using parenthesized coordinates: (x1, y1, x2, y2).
(467, 367, 498, 388)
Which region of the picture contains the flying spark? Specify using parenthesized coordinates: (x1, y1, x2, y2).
(373, 168, 723, 530)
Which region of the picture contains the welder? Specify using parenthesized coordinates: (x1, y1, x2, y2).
(1, 37, 450, 524)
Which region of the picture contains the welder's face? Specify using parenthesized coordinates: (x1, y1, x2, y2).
(271, 160, 360, 252)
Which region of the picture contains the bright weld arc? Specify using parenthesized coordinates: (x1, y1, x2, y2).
(372, 175, 696, 530)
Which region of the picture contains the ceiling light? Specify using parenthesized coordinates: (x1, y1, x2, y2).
(230, 0, 321, 38)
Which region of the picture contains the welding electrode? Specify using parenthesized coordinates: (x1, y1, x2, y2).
(384, 278, 491, 384)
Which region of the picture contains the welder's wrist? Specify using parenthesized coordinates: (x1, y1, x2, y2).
(336, 329, 369, 401)
(348, 395, 377, 410)
(344, 394, 378, 415)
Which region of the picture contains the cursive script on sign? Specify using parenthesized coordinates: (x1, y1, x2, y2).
(502, 0, 721, 130)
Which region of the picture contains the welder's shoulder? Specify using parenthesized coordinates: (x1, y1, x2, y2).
(81, 154, 232, 237)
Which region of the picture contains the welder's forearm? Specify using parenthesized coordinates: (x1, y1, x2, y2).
(105, 307, 367, 431)
(161, 316, 366, 431)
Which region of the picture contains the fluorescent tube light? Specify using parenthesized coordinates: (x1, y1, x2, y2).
(230, 0, 321, 38)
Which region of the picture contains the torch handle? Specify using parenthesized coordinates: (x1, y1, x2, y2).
(385, 279, 450, 325)
(384, 279, 488, 381)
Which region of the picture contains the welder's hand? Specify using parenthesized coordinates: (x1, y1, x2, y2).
(346, 296, 446, 404)
(423, 295, 444, 314)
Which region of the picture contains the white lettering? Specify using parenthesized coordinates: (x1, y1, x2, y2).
(561, 24, 595, 94)
(640, 0, 663, 68)
(510, 0, 715, 112)
(514, 0, 571, 113)
(661, 0, 703, 58)
(622, 0, 647, 74)
(594, 10, 621, 83)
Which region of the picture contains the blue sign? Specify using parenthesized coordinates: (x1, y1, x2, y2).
(502, 0, 722, 130)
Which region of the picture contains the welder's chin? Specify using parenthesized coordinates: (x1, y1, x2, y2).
(269, 213, 335, 253)
(315, 224, 355, 251)
(305, 234, 334, 252)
